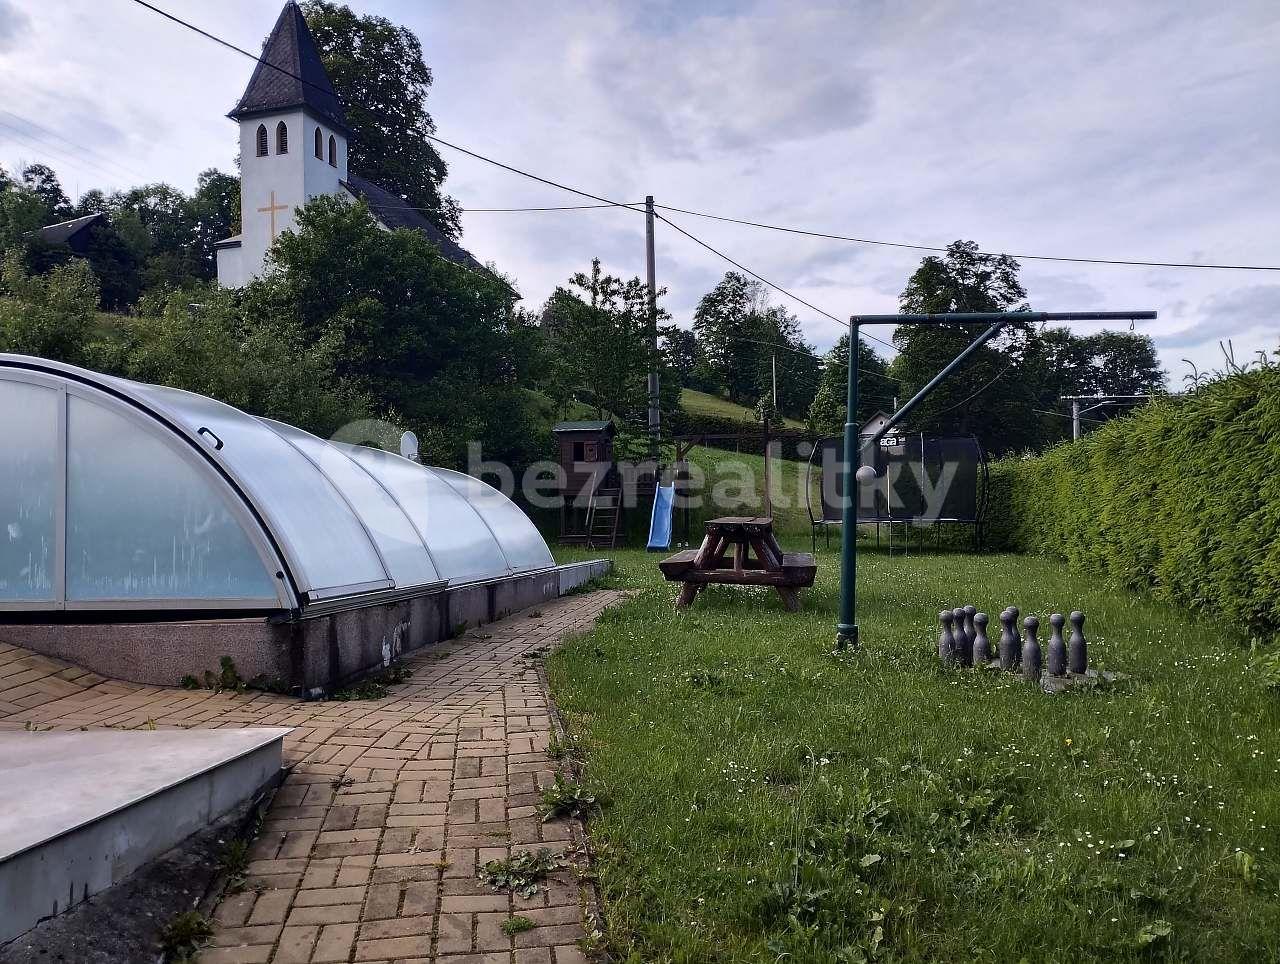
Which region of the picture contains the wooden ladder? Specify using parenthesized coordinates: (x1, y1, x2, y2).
(585, 486, 622, 549)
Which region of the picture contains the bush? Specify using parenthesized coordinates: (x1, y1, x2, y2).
(985, 367, 1280, 633)
(0, 253, 99, 365)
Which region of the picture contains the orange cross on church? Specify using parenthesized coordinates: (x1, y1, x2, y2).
(257, 190, 288, 240)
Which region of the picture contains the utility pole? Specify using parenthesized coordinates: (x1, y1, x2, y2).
(645, 196, 660, 462)
(763, 352, 777, 517)
(1063, 395, 1153, 443)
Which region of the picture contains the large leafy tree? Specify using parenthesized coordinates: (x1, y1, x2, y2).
(105, 287, 371, 437)
(0, 181, 54, 263)
(20, 164, 71, 221)
(892, 241, 1166, 453)
(661, 325, 719, 394)
(692, 271, 821, 417)
(1076, 330, 1164, 395)
(692, 272, 767, 404)
(80, 219, 143, 310)
(258, 195, 538, 466)
(1021, 326, 1165, 443)
(807, 334, 898, 435)
(892, 240, 1039, 455)
(90, 171, 239, 295)
(187, 169, 241, 278)
(303, 1, 459, 239)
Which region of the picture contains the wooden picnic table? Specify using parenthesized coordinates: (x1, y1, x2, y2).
(658, 516, 817, 611)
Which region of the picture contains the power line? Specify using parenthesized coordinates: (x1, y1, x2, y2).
(653, 203, 1280, 273)
(0, 119, 134, 189)
(0, 108, 151, 186)
(126, 0, 887, 352)
(1034, 407, 1104, 424)
(459, 201, 642, 213)
(923, 319, 1053, 417)
(718, 333, 901, 388)
(422, 132, 641, 212)
(126, 0, 1253, 406)
(129, 0, 1280, 277)
(928, 361, 1015, 417)
(653, 209, 900, 355)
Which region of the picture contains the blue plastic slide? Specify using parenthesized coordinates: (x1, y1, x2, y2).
(647, 483, 675, 551)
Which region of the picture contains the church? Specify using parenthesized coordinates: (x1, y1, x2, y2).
(215, 1, 479, 286)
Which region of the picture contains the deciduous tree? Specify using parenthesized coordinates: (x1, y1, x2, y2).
(807, 334, 897, 435)
(692, 272, 820, 417)
(303, 1, 459, 239)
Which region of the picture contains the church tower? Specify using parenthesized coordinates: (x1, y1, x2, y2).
(216, 2, 350, 287)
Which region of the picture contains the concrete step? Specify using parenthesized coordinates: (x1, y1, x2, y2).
(0, 727, 289, 946)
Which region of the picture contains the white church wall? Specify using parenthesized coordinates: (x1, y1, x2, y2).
(215, 245, 248, 289)
(236, 113, 306, 284)
(303, 117, 347, 200)
(222, 110, 348, 287)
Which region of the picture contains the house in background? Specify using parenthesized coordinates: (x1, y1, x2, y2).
(34, 212, 105, 255)
(860, 410, 893, 438)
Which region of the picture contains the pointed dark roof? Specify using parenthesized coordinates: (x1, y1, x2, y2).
(228, 1, 348, 133)
(35, 213, 104, 254)
(342, 174, 484, 272)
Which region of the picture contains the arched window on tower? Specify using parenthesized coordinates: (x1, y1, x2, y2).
(255, 124, 268, 157)
(276, 121, 288, 154)
(314, 127, 323, 159)
(328, 135, 337, 168)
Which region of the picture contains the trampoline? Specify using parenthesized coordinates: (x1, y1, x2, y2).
(805, 432, 988, 553)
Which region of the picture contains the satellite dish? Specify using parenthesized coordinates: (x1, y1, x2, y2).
(399, 431, 419, 462)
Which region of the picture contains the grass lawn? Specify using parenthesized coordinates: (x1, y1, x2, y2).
(680, 445, 816, 542)
(681, 388, 806, 430)
(548, 541, 1280, 962)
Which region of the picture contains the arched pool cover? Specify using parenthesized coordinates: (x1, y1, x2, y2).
(0, 355, 555, 613)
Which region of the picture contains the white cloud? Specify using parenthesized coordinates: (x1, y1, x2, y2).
(1, 0, 1277, 378)
(0, 0, 29, 51)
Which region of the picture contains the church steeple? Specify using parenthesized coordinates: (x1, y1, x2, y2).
(228, 1, 348, 134)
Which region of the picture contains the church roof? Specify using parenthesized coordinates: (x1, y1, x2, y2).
(342, 174, 483, 272)
(228, 1, 349, 134)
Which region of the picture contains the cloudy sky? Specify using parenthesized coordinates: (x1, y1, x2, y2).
(2, 0, 1277, 383)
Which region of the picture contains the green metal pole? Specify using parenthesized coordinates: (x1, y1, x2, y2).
(835, 318, 1004, 649)
(836, 323, 860, 649)
(831, 309, 1155, 650)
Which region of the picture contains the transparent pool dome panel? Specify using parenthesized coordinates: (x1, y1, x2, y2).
(431, 467, 555, 573)
(131, 384, 390, 597)
(0, 354, 558, 613)
(261, 419, 440, 591)
(341, 446, 511, 584)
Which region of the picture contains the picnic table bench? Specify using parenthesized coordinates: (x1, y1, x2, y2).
(658, 516, 817, 611)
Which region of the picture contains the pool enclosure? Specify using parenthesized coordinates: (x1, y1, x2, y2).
(0, 354, 594, 691)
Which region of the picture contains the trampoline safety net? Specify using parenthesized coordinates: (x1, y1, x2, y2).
(807, 433, 986, 525)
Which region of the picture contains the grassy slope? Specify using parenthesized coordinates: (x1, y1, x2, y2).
(681, 444, 815, 541)
(681, 388, 806, 430)
(548, 543, 1280, 962)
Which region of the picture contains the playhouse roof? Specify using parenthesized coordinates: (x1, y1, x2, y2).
(551, 420, 615, 435)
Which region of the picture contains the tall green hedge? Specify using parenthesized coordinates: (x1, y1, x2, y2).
(985, 367, 1280, 634)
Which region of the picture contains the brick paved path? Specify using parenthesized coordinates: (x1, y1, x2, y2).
(0, 590, 626, 964)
